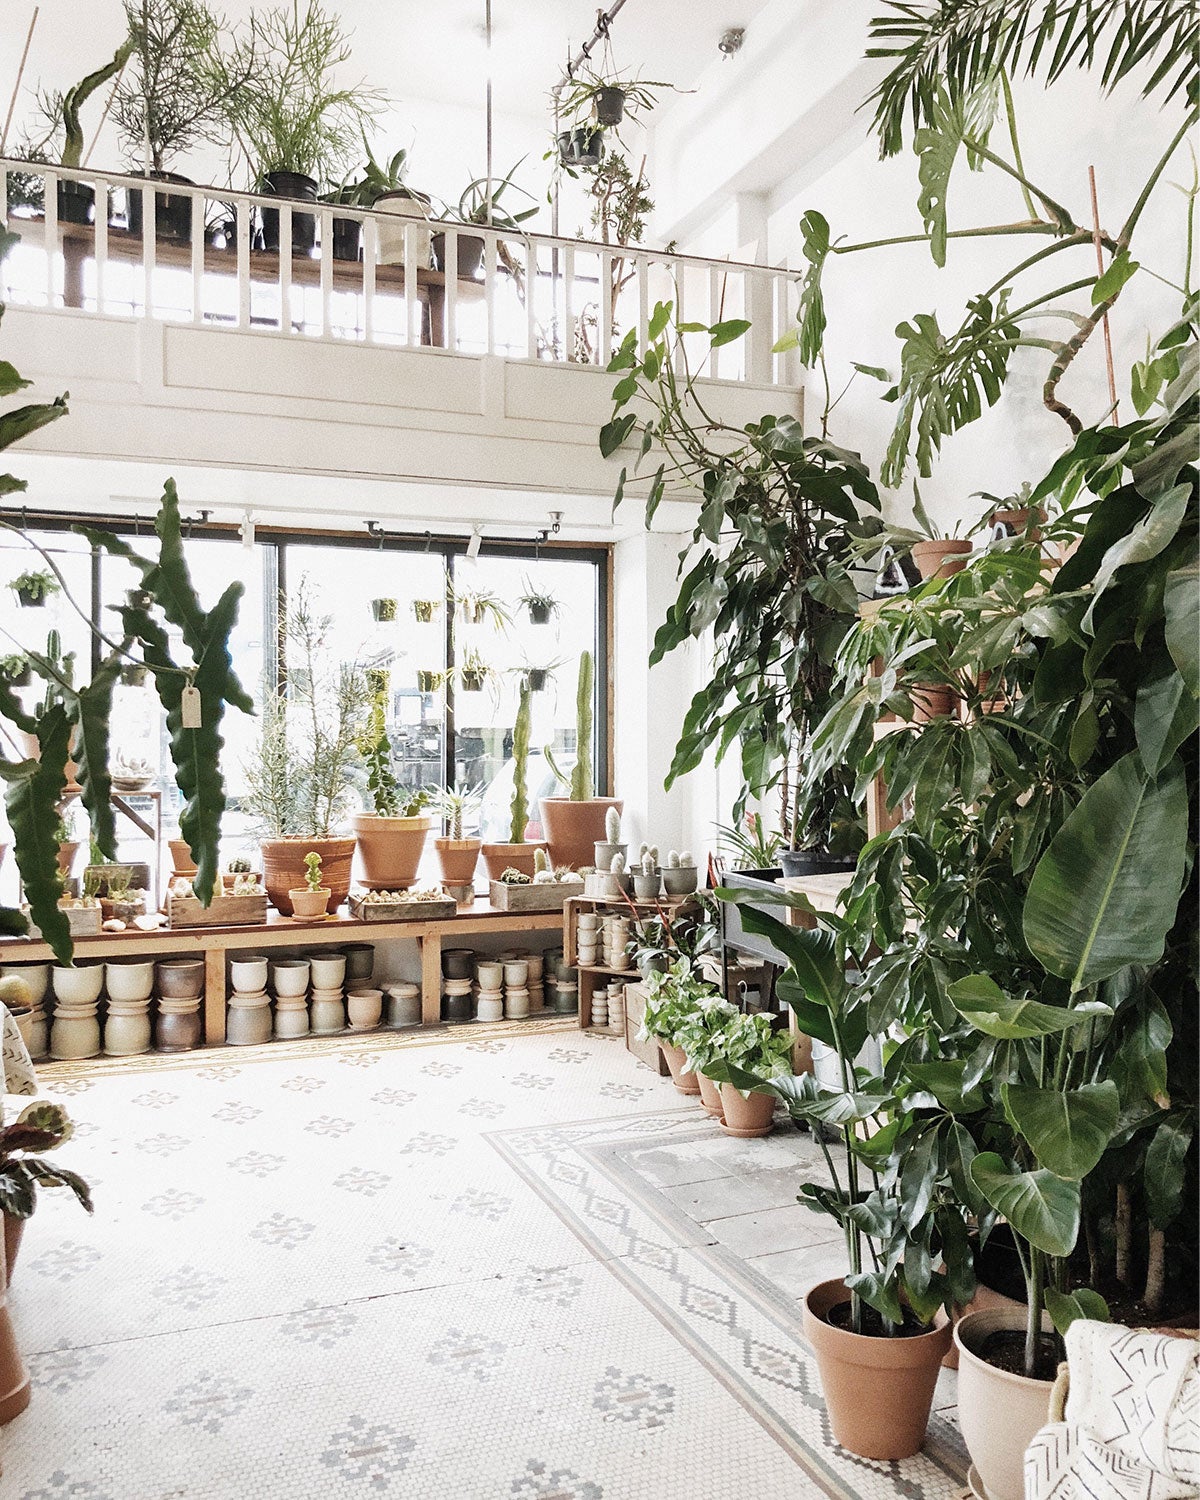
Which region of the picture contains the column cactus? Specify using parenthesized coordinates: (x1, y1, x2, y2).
(570, 649, 594, 801)
(509, 684, 531, 843)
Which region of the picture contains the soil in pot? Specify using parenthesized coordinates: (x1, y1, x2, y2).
(126, 172, 195, 242)
(259, 170, 318, 254)
(351, 815, 431, 890)
(804, 1278, 952, 1461)
(261, 837, 355, 915)
(540, 797, 623, 872)
(431, 231, 485, 279)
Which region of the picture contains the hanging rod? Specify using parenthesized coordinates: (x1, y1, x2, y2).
(554, 0, 631, 94)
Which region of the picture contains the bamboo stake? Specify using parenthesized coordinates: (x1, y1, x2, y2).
(1, 6, 39, 155)
(1088, 165, 1119, 421)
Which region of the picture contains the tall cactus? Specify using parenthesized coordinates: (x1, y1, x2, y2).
(61, 42, 135, 168)
(509, 684, 531, 842)
(570, 650, 594, 801)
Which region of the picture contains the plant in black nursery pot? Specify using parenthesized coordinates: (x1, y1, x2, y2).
(8, 570, 59, 608)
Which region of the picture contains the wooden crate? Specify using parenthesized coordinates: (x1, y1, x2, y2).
(488, 879, 584, 912)
(621, 980, 669, 1076)
(168, 891, 269, 928)
(348, 894, 458, 922)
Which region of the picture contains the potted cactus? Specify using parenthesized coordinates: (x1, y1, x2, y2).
(288, 850, 331, 918)
(434, 785, 482, 886)
(481, 685, 548, 880)
(633, 850, 661, 902)
(593, 805, 626, 871)
(662, 849, 698, 896)
(540, 651, 622, 869)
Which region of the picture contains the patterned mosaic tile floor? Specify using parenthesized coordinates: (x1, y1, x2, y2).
(1, 1022, 968, 1499)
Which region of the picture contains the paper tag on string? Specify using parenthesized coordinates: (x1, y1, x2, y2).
(181, 685, 202, 729)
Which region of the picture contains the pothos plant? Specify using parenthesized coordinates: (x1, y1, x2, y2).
(599, 304, 885, 855)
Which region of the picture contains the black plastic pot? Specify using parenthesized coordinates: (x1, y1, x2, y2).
(594, 86, 626, 126)
(14, 586, 44, 607)
(259, 170, 318, 255)
(331, 215, 361, 261)
(126, 172, 195, 243)
(528, 602, 553, 625)
(557, 126, 605, 168)
(431, 231, 485, 280)
(524, 669, 549, 692)
(57, 177, 95, 226)
(460, 669, 487, 693)
(413, 600, 438, 623)
(779, 850, 860, 879)
(371, 598, 398, 622)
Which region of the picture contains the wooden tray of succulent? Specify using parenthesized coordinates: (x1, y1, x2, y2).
(489, 877, 584, 912)
(167, 888, 269, 928)
(348, 890, 459, 922)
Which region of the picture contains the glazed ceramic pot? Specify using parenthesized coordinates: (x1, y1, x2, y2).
(104, 1003, 152, 1056)
(105, 959, 154, 1003)
(539, 797, 623, 871)
(156, 958, 205, 1000)
(289, 887, 331, 919)
(384, 983, 421, 1028)
(309, 952, 346, 990)
(803, 1278, 953, 1460)
(910, 538, 972, 580)
(696, 1071, 725, 1120)
(503, 987, 529, 1020)
(718, 1083, 777, 1137)
(271, 959, 310, 998)
(350, 814, 430, 890)
(156, 1002, 201, 1052)
(309, 990, 345, 1035)
(230, 955, 268, 993)
(480, 841, 548, 882)
(347, 988, 383, 1029)
(52, 964, 104, 1007)
(434, 837, 481, 885)
(261, 837, 354, 914)
(442, 949, 475, 981)
(475, 961, 503, 990)
(551, 983, 577, 1014)
(503, 958, 529, 988)
(954, 1306, 1056, 1500)
(50, 1007, 100, 1059)
(1, 964, 48, 1006)
(341, 944, 374, 982)
(592, 839, 627, 872)
(442, 981, 473, 1023)
(0, 1229, 30, 1424)
(661, 1042, 702, 1096)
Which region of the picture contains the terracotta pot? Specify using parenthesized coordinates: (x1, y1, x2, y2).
(717, 1083, 777, 1137)
(696, 1070, 725, 1120)
(56, 840, 79, 878)
(434, 837, 481, 885)
(660, 1041, 702, 1096)
(15, 727, 80, 796)
(0, 1229, 29, 1424)
(989, 505, 1044, 541)
(539, 797, 623, 871)
(168, 838, 197, 875)
(911, 684, 955, 722)
(3, 1214, 24, 1282)
(350, 815, 430, 891)
(480, 842, 547, 882)
(289, 887, 331, 919)
(911, 538, 972, 580)
(803, 1278, 952, 1460)
(954, 1306, 1055, 1500)
(261, 837, 355, 914)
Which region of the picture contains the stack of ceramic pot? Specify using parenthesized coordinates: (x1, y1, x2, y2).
(526, 952, 544, 1012)
(346, 984, 382, 1030)
(475, 959, 503, 1021)
(307, 950, 346, 1036)
(1, 963, 49, 1058)
(103, 959, 155, 1055)
(501, 957, 528, 1020)
(591, 984, 609, 1030)
(49, 962, 104, 1059)
(384, 980, 421, 1028)
(576, 911, 600, 968)
(602, 914, 631, 972)
(607, 981, 626, 1037)
(224, 954, 270, 1045)
(551, 954, 577, 1014)
(157, 957, 205, 1050)
(269, 957, 310, 1040)
(442, 947, 473, 1023)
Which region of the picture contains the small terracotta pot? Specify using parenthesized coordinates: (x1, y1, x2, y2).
(0, 1226, 29, 1424)
(480, 842, 547, 882)
(803, 1278, 952, 1460)
(539, 797, 623, 871)
(696, 1071, 725, 1120)
(351, 814, 430, 890)
(988, 505, 1044, 541)
(717, 1083, 776, 1137)
(56, 840, 80, 878)
(347, 988, 383, 1029)
(261, 837, 355, 915)
(168, 838, 197, 875)
(660, 1041, 702, 1096)
(434, 837, 481, 885)
(289, 887, 331, 919)
(954, 1306, 1056, 1500)
(911, 538, 972, 580)
(911, 684, 955, 722)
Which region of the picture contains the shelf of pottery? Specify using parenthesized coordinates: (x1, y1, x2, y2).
(438, 946, 579, 1023)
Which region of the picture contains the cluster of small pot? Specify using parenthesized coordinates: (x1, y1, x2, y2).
(440, 948, 547, 1024)
(225, 944, 420, 1042)
(588, 981, 626, 1037)
(0, 958, 207, 1060)
(575, 911, 633, 972)
(590, 810, 699, 901)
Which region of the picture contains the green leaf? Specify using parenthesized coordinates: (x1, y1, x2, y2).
(970, 1152, 1081, 1257)
(914, 79, 1000, 267)
(1045, 1286, 1109, 1335)
(793, 210, 830, 366)
(1081, 483, 1189, 634)
(709, 319, 752, 348)
(1144, 1115, 1194, 1228)
(64, 652, 122, 860)
(1163, 562, 1199, 695)
(0, 706, 73, 963)
(1135, 667, 1199, 777)
(1001, 1082, 1120, 1179)
(845, 1270, 905, 1325)
(1092, 251, 1139, 305)
(599, 413, 637, 458)
(647, 300, 672, 340)
(1024, 752, 1189, 990)
(948, 974, 1104, 1039)
(904, 1059, 985, 1113)
(0, 395, 68, 456)
(611, 373, 638, 407)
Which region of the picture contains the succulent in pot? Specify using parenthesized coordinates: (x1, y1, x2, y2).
(412, 597, 440, 624)
(481, 685, 548, 879)
(370, 597, 397, 622)
(632, 851, 660, 903)
(540, 652, 622, 868)
(289, 849, 332, 918)
(661, 849, 698, 895)
(433, 785, 482, 887)
(9, 569, 58, 608)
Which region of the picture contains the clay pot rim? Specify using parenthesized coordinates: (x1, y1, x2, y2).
(805, 1278, 953, 1366)
(953, 1305, 1056, 1390)
(911, 537, 972, 555)
(348, 815, 430, 831)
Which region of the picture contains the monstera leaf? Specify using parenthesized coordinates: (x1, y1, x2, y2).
(0, 706, 72, 963)
(914, 78, 1001, 266)
(1001, 1082, 1120, 1179)
(970, 1152, 1081, 1257)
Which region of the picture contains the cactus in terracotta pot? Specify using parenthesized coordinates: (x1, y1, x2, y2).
(540, 651, 622, 870)
(288, 850, 332, 919)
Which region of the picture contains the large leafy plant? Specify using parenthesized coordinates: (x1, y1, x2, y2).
(0, 1099, 92, 1224)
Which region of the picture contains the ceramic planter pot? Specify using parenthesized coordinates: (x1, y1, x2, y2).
(480, 842, 547, 881)
(1, 964, 48, 1007)
(803, 1278, 953, 1460)
(104, 960, 154, 1003)
(51, 964, 104, 1007)
(434, 837, 481, 885)
(911, 538, 972, 580)
(156, 958, 205, 999)
(632, 872, 661, 902)
(540, 798, 623, 872)
(442, 948, 475, 981)
(156, 1006, 201, 1052)
(660, 1041, 702, 1096)
(592, 840, 627, 872)
(226, 1001, 272, 1046)
(289, 887, 332, 919)
(385, 983, 421, 1027)
(661, 865, 699, 896)
(309, 952, 347, 990)
(3, 1215, 23, 1282)
(310, 991, 345, 1034)
(696, 1071, 725, 1119)
(347, 988, 383, 1029)
(50, 1010, 100, 1059)
(431, 231, 485, 279)
(261, 837, 355, 914)
(230, 955, 268, 993)
(351, 815, 431, 891)
(271, 959, 310, 998)
(274, 996, 309, 1039)
(341, 944, 375, 982)
(954, 1306, 1056, 1500)
(718, 1083, 777, 1137)
(475, 961, 503, 990)
(373, 188, 432, 265)
(104, 1006, 152, 1056)
(503, 959, 529, 988)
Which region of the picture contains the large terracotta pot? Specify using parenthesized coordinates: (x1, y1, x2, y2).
(0, 1224, 29, 1424)
(803, 1278, 953, 1460)
(717, 1083, 777, 1137)
(434, 838, 481, 885)
(539, 797, 623, 871)
(696, 1070, 725, 1119)
(954, 1306, 1055, 1500)
(16, 728, 80, 797)
(660, 1041, 701, 1096)
(911, 538, 972, 580)
(168, 838, 197, 875)
(261, 837, 355, 915)
(351, 815, 430, 891)
(480, 842, 547, 882)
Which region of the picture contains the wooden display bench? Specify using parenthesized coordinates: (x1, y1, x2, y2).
(0, 897, 565, 1047)
(562, 892, 698, 1029)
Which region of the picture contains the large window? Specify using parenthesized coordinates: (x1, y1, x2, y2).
(0, 517, 607, 885)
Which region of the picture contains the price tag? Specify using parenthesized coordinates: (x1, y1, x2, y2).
(181, 685, 202, 729)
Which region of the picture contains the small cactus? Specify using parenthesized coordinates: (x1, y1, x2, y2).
(533, 870, 555, 884)
(648, 844, 659, 866)
(680, 849, 695, 867)
(304, 850, 324, 891)
(639, 842, 649, 858)
(605, 806, 621, 843)
(534, 847, 550, 874)
(641, 852, 655, 876)
(611, 852, 626, 874)
(667, 850, 681, 869)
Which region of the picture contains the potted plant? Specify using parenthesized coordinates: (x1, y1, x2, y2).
(350, 700, 434, 890)
(540, 651, 621, 869)
(0, 655, 31, 689)
(456, 647, 493, 695)
(431, 163, 538, 278)
(415, 668, 443, 694)
(661, 849, 698, 896)
(0, 1098, 93, 1285)
(480, 685, 547, 880)
(243, 582, 366, 913)
(626, 891, 720, 979)
(288, 849, 331, 918)
(34, 41, 136, 225)
(518, 579, 560, 625)
(433, 785, 482, 886)
(556, 62, 680, 133)
(455, 585, 511, 631)
(9, 570, 59, 608)
(671, 986, 738, 1119)
(556, 123, 605, 169)
(357, 143, 432, 266)
(632, 851, 660, 903)
(220, 0, 382, 254)
(370, 597, 397, 622)
(593, 804, 625, 871)
(412, 596, 440, 624)
(636, 957, 709, 1095)
(54, 816, 79, 879)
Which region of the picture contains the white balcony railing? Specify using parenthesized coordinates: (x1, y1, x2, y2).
(0, 161, 797, 386)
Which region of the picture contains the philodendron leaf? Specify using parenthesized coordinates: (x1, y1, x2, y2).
(1163, 561, 1199, 696)
(64, 650, 123, 859)
(0, 705, 72, 963)
(1144, 1114, 1195, 1228)
(969, 1152, 1081, 1257)
(948, 974, 1106, 1039)
(1023, 752, 1188, 991)
(1044, 1286, 1110, 1335)
(1001, 1082, 1120, 1179)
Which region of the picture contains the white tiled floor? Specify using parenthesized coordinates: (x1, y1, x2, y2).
(1, 1023, 966, 1499)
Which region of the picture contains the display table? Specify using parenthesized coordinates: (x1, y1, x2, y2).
(0, 899, 565, 1045)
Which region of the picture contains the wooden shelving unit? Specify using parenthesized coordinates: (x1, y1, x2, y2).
(562, 893, 698, 1028)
